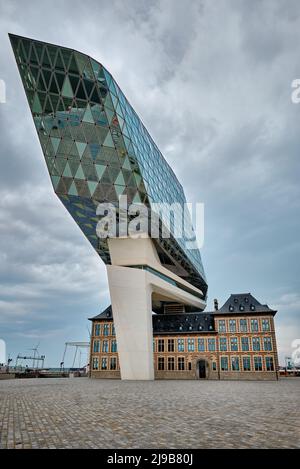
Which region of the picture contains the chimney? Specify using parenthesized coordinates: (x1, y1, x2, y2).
(214, 298, 219, 311)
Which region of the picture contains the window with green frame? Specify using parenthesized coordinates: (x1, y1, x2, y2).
(219, 337, 227, 351)
(231, 356, 239, 371)
(177, 338, 185, 352)
(243, 356, 251, 371)
(187, 338, 195, 352)
(229, 319, 236, 332)
(93, 340, 100, 353)
(265, 356, 274, 371)
(263, 337, 272, 351)
(254, 356, 262, 371)
(252, 337, 260, 351)
(92, 357, 99, 370)
(102, 340, 108, 353)
(230, 337, 238, 351)
(221, 356, 228, 371)
(251, 319, 259, 332)
(208, 338, 216, 352)
(198, 338, 205, 352)
(262, 319, 270, 331)
(239, 319, 248, 332)
(241, 337, 249, 351)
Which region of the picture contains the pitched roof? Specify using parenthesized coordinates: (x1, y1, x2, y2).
(89, 306, 215, 333)
(214, 293, 277, 315)
(153, 312, 215, 334)
(88, 305, 112, 321)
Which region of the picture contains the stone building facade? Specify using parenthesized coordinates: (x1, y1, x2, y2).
(89, 293, 279, 380)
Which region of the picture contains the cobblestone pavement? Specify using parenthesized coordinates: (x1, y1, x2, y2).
(0, 377, 299, 449)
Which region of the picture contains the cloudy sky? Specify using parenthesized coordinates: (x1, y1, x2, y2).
(0, 0, 299, 367)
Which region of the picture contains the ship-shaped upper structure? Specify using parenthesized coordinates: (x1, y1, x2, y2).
(9, 34, 207, 299)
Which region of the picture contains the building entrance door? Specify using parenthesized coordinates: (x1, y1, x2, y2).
(197, 360, 206, 379)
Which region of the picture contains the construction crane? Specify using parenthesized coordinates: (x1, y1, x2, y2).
(61, 342, 90, 370)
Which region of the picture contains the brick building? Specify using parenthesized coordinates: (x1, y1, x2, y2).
(89, 293, 279, 380)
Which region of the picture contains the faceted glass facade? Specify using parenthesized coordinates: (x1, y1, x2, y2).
(10, 34, 207, 296)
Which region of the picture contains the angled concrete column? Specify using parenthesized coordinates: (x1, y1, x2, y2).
(106, 237, 205, 380)
(107, 265, 154, 380)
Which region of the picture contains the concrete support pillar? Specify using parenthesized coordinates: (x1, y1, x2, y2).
(106, 265, 154, 380)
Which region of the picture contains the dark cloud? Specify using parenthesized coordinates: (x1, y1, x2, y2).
(0, 0, 299, 366)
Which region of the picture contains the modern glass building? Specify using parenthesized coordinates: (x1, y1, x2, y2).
(10, 34, 207, 379)
(9, 34, 207, 297)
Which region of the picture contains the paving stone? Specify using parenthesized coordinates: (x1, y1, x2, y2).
(0, 377, 299, 448)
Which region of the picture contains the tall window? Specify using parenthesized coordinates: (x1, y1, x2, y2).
(265, 356, 274, 371)
(103, 324, 110, 336)
(93, 340, 100, 353)
(158, 357, 164, 370)
(168, 357, 175, 371)
(208, 338, 216, 352)
(243, 357, 251, 371)
(254, 356, 262, 371)
(198, 338, 205, 352)
(178, 357, 185, 371)
(188, 338, 195, 352)
(153, 339, 155, 352)
(158, 339, 165, 352)
(219, 337, 227, 351)
(230, 337, 238, 351)
(231, 357, 239, 371)
(252, 337, 260, 351)
(251, 319, 259, 332)
(92, 357, 98, 370)
(263, 337, 272, 351)
(178, 338, 185, 352)
(95, 324, 101, 336)
(101, 357, 107, 370)
(221, 357, 228, 371)
(218, 320, 226, 332)
(168, 339, 174, 352)
(240, 319, 248, 332)
(111, 340, 117, 353)
(229, 319, 236, 333)
(241, 337, 249, 351)
(110, 357, 117, 370)
(112, 324, 115, 335)
(262, 319, 270, 331)
(102, 340, 108, 353)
